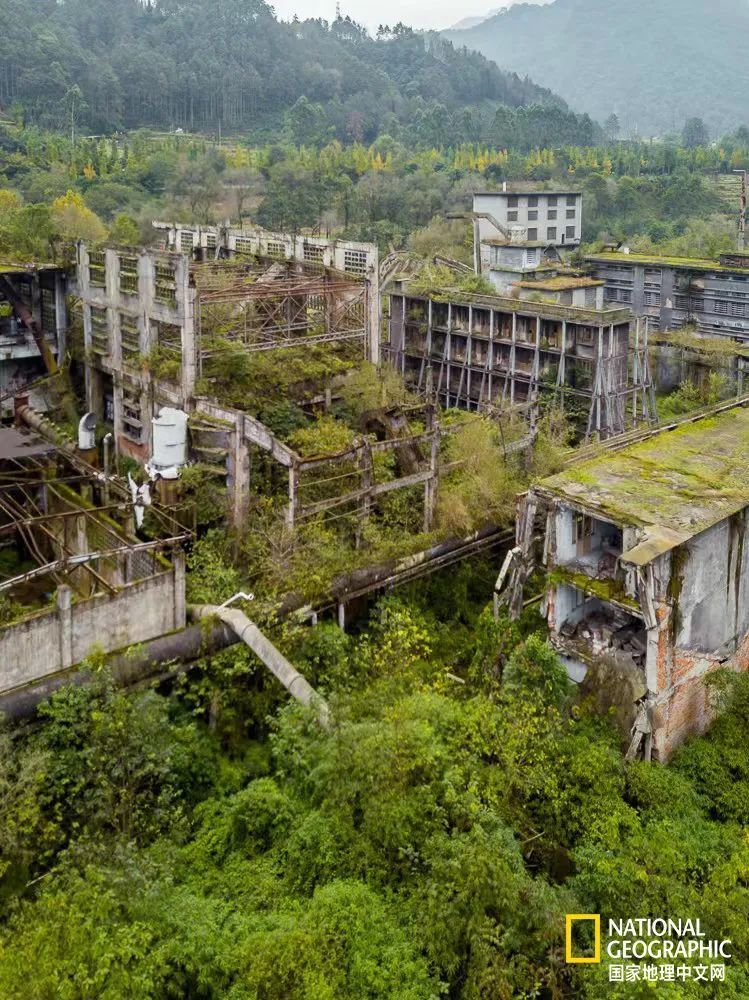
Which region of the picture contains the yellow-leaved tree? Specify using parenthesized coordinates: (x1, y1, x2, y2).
(51, 190, 107, 243)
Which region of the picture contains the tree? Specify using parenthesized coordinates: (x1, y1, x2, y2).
(109, 213, 139, 245)
(169, 155, 224, 223)
(604, 112, 620, 139)
(682, 116, 709, 148)
(50, 190, 107, 243)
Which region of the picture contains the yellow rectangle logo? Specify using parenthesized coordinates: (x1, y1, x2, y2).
(566, 914, 601, 964)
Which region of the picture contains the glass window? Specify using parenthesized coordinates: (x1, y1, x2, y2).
(566, 226, 576, 239)
(527, 228, 538, 241)
(507, 195, 519, 207)
(528, 195, 538, 207)
(567, 195, 577, 206)
(566, 208, 576, 219)
(547, 195, 558, 206)
(547, 227, 557, 241)
(548, 209, 557, 219)
(528, 210, 538, 221)
(507, 211, 518, 222)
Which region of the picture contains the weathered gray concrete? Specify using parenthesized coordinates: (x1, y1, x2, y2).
(0, 553, 185, 694)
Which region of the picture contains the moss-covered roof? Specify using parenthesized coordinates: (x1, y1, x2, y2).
(585, 251, 749, 277)
(539, 404, 749, 542)
(516, 277, 604, 291)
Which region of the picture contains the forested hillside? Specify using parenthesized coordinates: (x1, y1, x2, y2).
(444, 0, 749, 137)
(0, 0, 586, 144)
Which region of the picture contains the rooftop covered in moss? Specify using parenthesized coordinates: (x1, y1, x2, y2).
(538, 403, 749, 544)
(516, 276, 604, 291)
(585, 250, 749, 276)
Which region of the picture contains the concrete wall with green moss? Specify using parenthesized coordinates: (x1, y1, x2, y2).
(672, 510, 749, 654)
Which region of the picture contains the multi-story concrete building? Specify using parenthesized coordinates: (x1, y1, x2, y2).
(515, 400, 749, 759)
(474, 189, 582, 272)
(75, 243, 195, 462)
(586, 249, 749, 341)
(75, 228, 380, 464)
(386, 279, 654, 439)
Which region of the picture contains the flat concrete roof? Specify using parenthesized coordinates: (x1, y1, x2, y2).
(586, 251, 749, 277)
(474, 190, 582, 197)
(484, 239, 555, 248)
(0, 263, 64, 276)
(539, 404, 749, 549)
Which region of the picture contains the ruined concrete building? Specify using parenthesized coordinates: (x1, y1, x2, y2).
(387, 281, 656, 439)
(153, 220, 380, 352)
(0, 263, 68, 415)
(587, 249, 749, 341)
(72, 230, 450, 548)
(75, 227, 379, 465)
(506, 400, 749, 759)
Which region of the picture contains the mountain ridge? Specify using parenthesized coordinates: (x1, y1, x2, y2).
(444, 0, 749, 136)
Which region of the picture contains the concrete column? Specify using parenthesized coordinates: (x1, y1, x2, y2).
(559, 319, 567, 391)
(232, 432, 250, 533)
(30, 272, 42, 333)
(57, 585, 74, 669)
(632, 264, 646, 315)
(286, 465, 298, 529)
(367, 247, 380, 364)
(139, 252, 156, 360)
(178, 257, 196, 403)
(112, 375, 123, 457)
(510, 312, 517, 405)
(660, 267, 675, 331)
(140, 386, 153, 454)
(54, 271, 67, 358)
(173, 549, 186, 630)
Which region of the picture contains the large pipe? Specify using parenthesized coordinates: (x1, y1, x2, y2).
(192, 604, 330, 728)
(15, 402, 78, 454)
(0, 622, 239, 720)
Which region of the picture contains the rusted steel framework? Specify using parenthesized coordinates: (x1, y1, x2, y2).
(193, 257, 368, 374)
(0, 437, 188, 600)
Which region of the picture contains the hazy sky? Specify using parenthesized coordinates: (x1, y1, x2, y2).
(270, 0, 506, 33)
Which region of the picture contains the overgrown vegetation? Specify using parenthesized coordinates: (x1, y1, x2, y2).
(2, 588, 749, 996)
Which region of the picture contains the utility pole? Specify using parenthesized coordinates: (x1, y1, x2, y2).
(734, 169, 747, 252)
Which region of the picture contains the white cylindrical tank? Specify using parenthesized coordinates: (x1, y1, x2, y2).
(150, 407, 188, 471)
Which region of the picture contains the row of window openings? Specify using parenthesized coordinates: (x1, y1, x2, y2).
(508, 209, 576, 223)
(507, 195, 578, 208)
(88, 310, 183, 355)
(609, 289, 749, 318)
(520, 226, 576, 241)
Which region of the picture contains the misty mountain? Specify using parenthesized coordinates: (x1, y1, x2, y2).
(448, 1, 552, 32)
(444, 0, 749, 136)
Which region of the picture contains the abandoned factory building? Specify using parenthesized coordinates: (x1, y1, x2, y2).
(587, 249, 749, 341)
(527, 401, 749, 759)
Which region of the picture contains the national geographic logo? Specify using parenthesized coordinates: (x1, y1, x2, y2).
(566, 914, 601, 964)
(565, 915, 732, 985)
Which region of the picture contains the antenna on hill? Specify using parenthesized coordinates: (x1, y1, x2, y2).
(335, 1, 341, 18)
